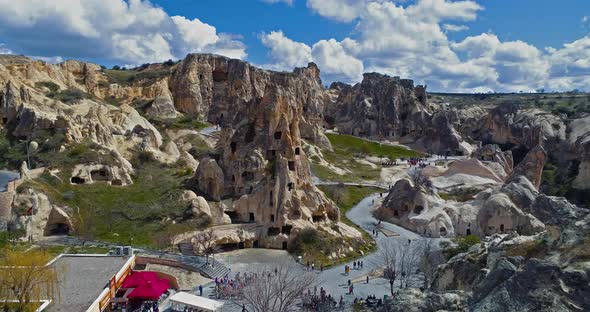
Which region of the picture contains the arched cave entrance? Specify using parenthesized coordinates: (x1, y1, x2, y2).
(43, 208, 72, 236)
(439, 227, 447, 237)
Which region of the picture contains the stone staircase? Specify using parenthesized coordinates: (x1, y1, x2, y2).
(176, 241, 230, 280)
(197, 258, 231, 280)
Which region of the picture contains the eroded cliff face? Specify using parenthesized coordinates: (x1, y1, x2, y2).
(324, 73, 476, 155)
(184, 55, 359, 247)
(325, 73, 428, 138)
(0, 56, 167, 165)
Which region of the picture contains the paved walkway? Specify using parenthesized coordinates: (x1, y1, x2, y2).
(198, 193, 447, 309)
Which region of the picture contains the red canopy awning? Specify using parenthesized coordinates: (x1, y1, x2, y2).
(121, 271, 159, 288)
(121, 271, 170, 300)
(127, 278, 170, 300)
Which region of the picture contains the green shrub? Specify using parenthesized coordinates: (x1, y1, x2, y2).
(443, 235, 481, 259)
(35, 81, 60, 92)
(48, 88, 89, 103)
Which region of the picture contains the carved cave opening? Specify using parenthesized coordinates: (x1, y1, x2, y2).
(245, 122, 256, 143)
(71, 177, 85, 184)
(268, 227, 280, 236)
(242, 171, 254, 182)
(90, 169, 110, 181)
(44, 222, 70, 236)
(281, 225, 292, 235)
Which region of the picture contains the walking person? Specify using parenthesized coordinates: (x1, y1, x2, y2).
(198, 285, 203, 296)
(353, 261, 356, 270)
(366, 275, 369, 284)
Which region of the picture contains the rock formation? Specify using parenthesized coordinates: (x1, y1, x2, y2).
(375, 164, 554, 238)
(323, 73, 476, 155)
(431, 213, 590, 311)
(507, 145, 546, 190)
(184, 55, 359, 248)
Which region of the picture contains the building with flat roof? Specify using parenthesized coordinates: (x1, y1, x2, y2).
(47, 255, 130, 312)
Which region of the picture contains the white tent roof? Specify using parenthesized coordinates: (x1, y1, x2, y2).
(169, 292, 224, 311)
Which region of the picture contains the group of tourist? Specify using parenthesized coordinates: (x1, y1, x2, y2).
(353, 294, 383, 308)
(344, 260, 364, 275)
(301, 286, 344, 310)
(212, 271, 255, 299)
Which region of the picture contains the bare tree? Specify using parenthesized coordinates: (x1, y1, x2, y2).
(236, 263, 317, 312)
(417, 239, 445, 289)
(191, 230, 219, 264)
(409, 168, 433, 191)
(377, 240, 422, 294)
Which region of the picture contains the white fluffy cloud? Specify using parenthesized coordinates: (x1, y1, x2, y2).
(306, 0, 372, 22)
(259, 31, 363, 82)
(312, 39, 364, 82)
(260, 31, 312, 70)
(0, 0, 246, 64)
(261, 0, 590, 92)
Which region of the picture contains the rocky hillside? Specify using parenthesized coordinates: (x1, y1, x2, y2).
(324, 73, 476, 157)
(323, 75, 590, 207)
(0, 53, 362, 254)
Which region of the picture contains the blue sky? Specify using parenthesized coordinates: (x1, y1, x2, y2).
(151, 0, 590, 65)
(0, 0, 588, 92)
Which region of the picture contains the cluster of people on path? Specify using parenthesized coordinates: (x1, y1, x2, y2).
(301, 286, 343, 310)
(353, 294, 383, 308)
(212, 270, 275, 299)
(344, 260, 364, 275)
